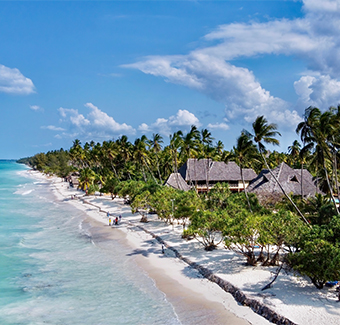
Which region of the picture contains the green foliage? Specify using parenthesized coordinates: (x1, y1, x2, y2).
(288, 239, 340, 289)
(100, 176, 119, 199)
(224, 210, 263, 265)
(303, 194, 336, 226)
(186, 210, 227, 250)
(205, 182, 231, 210)
(173, 190, 202, 225)
(258, 210, 307, 265)
(87, 184, 99, 195)
(78, 168, 97, 191)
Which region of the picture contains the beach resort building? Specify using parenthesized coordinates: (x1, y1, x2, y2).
(247, 162, 322, 204)
(165, 158, 257, 192)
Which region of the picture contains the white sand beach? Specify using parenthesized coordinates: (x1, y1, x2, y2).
(37, 171, 340, 325)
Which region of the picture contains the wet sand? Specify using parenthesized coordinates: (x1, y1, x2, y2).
(85, 217, 250, 325)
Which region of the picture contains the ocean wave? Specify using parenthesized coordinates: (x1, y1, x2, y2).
(13, 189, 34, 196)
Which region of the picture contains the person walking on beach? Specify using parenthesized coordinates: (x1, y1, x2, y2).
(119, 215, 122, 223)
(115, 217, 118, 225)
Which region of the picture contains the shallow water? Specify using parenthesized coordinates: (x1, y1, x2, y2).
(0, 161, 181, 325)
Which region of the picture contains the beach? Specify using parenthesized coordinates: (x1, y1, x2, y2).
(40, 171, 340, 324)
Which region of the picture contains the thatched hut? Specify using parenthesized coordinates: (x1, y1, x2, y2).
(164, 173, 191, 191)
(178, 158, 257, 193)
(247, 162, 322, 204)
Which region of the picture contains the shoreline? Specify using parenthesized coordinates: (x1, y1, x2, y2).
(31, 170, 340, 325)
(46, 174, 269, 325)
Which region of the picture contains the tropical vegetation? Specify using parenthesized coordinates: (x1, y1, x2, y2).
(17, 106, 340, 290)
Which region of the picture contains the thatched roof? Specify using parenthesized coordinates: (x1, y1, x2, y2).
(178, 159, 257, 182)
(164, 173, 191, 191)
(247, 162, 321, 201)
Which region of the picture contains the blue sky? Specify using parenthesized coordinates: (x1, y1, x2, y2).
(1, 0, 340, 159)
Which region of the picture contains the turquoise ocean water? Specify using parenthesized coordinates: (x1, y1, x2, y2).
(0, 161, 181, 325)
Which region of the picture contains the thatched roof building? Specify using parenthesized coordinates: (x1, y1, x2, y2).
(177, 159, 257, 192)
(247, 162, 321, 204)
(164, 173, 191, 191)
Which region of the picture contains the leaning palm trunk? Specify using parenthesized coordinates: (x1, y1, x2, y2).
(333, 151, 340, 202)
(240, 166, 252, 212)
(323, 161, 340, 214)
(142, 156, 157, 183)
(139, 159, 147, 182)
(155, 153, 162, 183)
(301, 163, 304, 198)
(110, 162, 119, 181)
(260, 151, 310, 226)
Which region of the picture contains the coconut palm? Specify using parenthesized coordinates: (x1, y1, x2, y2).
(247, 115, 309, 225)
(297, 107, 340, 214)
(78, 167, 97, 192)
(180, 126, 200, 187)
(148, 133, 164, 183)
(200, 128, 215, 193)
(231, 132, 259, 212)
(287, 140, 301, 166)
(169, 130, 184, 189)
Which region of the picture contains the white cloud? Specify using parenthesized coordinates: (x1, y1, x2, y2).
(124, 0, 340, 128)
(57, 103, 135, 139)
(58, 107, 90, 127)
(138, 109, 201, 135)
(294, 74, 340, 108)
(41, 125, 65, 131)
(0, 64, 35, 95)
(207, 122, 230, 131)
(85, 102, 135, 134)
(30, 105, 42, 111)
(168, 109, 200, 126)
(138, 123, 151, 132)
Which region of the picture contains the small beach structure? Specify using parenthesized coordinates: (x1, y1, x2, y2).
(178, 158, 257, 193)
(164, 172, 191, 191)
(247, 162, 322, 204)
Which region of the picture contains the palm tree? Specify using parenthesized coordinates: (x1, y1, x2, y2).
(133, 136, 156, 182)
(287, 140, 301, 167)
(78, 167, 96, 192)
(148, 133, 164, 183)
(169, 130, 183, 189)
(287, 139, 305, 197)
(69, 139, 85, 168)
(200, 128, 215, 193)
(231, 132, 259, 212)
(247, 116, 309, 225)
(116, 135, 133, 180)
(297, 107, 339, 214)
(180, 126, 200, 187)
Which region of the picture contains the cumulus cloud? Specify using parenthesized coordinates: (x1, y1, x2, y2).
(138, 109, 201, 135)
(0, 64, 35, 94)
(59, 107, 90, 127)
(124, 0, 340, 128)
(57, 103, 135, 139)
(294, 74, 340, 108)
